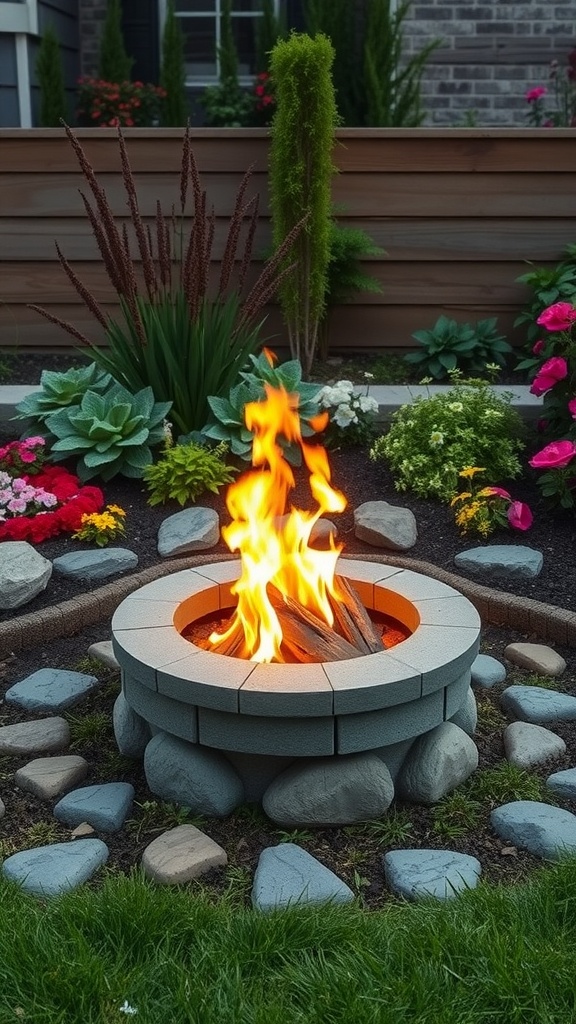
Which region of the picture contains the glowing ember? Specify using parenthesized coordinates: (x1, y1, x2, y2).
(209, 376, 346, 663)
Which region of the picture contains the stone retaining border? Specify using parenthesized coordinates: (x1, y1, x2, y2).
(1, 552, 575, 660)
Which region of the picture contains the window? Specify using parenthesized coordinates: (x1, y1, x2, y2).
(159, 0, 281, 84)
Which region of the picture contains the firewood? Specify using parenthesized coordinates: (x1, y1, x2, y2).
(332, 574, 385, 653)
(268, 585, 364, 663)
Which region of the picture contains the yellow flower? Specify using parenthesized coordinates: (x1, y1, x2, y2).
(458, 466, 485, 479)
(450, 492, 472, 506)
(107, 504, 126, 518)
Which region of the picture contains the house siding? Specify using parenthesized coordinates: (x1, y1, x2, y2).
(0, 34, 20, 127)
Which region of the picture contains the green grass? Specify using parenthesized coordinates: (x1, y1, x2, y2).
(432, 790, 483, 840)
(66, 711, 113, 747)
(467, 761, 546, 806)
(2, 863, 576, 1022)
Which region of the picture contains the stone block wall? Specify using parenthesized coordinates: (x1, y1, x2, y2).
(402, 0, 576, 126)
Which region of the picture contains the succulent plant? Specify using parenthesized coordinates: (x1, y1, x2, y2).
(13, 362, 112, 436)
(46, 383, 172, 481)
(200, 354, 323, 462)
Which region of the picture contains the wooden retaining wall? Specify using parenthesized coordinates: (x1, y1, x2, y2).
(1, 127, 575, 355)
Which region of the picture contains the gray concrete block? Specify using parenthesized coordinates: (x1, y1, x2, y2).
(324, 651, 421, 715)
(198, 706, 335, 757)
(239, 661, 333, 717)
(336, 688, 445, 755)
(123, 673, 198, 743)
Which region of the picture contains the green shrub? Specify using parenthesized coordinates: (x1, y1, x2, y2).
(36, 25, 67, 127)
(405, 315, 512, 380)
(160, 0, 188, 126)
(46, 384, 171, 482)
(202, 0, 253, 126)
(143, 441, 236, 506)
(98, 0, 133, 83)
(13, 362, 112, 437)
(515, 246, 576, 349)
(370, 375, 525, 500)
(201, 353, 322, 461)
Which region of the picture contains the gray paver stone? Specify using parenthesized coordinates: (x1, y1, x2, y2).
(53, 782, 135, 833)
(15, 755, 89, 800)
(87, 641, 120, 670)
(398, 722, 479, 804)
(252, 843, 354, 912)
(0, 717, 70, 756)
(501, 685, 576, 723)
(353, 501, 417, 550)
(546, 768, 576, 800)
(503, 721, 566, 769)
(52, 548, 138, 581)
(454, 546, 543, 579)
(2, 839, 109, 895)
(0, 541, 52, 609)
(262, 753, 394, 827)
(504, 644, 566, 677)
(142, 825, 227, 883)
(157, 508, 220, 557)
(144, 732, 244, 816)
(491, 801, 576, 859)
(5, 668, 100, 713)
(471, 654, 507, 689)
(384, 849, 482, 900)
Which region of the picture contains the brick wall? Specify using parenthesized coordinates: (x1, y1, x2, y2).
(402, 0, 576, 126)
(77, 1, 576, 127)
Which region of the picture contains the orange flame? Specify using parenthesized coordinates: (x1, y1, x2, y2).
(210, 382, 346, 663)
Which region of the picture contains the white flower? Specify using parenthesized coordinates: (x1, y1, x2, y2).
(318, 386, 350, 408)
(358, 395, 379, 414)
(363, 371, 374, 379)
(334, 379, 354, 391)
(119, 1002, 138, 1016)
(483, 409, 503, 419)
(333, 404, 358, 428)
(448, 402, 463, 413)
(429, 430, 444, 447)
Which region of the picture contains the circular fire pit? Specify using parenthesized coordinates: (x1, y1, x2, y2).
(111, 558, 481, 762)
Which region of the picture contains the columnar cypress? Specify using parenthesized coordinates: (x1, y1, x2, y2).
(160, 0, 188, 126)
(269, 32, 338, 374)
(36, 25, 67, 127)
(98, 0, 133, 84)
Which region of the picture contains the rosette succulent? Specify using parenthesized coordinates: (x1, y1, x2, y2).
(13, 362, 112, 436)
(45, 384, 172, 481)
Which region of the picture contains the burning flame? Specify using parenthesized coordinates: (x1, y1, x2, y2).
(210, 376, 346, 663)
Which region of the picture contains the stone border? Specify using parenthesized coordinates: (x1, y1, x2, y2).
(1, 551, 575, 660)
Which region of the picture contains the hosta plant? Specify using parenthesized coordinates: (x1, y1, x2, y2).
(370, 374, 525, 501)
(201, 352, 323, 462)
(143, 441, 236, 506)
(13, 362, 112, 437)
(46, 384, 171, 482)
(405, 315, 512, 380)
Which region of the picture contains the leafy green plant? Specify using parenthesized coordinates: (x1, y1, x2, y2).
(316, 378, 379, 447)
(36, 25, 67, 127)
(201, 353, 323, 460)
(202, 0, 253, 127)
(405, 315, 512, 380)
(370, 374, 525, 501)
(143, 441, 236, 506)
(515, 248, 576, 349)
(13, 362, 112, 437)
(160, 0, 188, 126)
(46, 383, 171, 482)
(269, 32, 338, 374)
(31, 126, 302, 434)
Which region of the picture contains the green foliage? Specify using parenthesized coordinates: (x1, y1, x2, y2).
(364, 0, 440, 127)
(432, 790, 483, 840)
(13, 362, 112, 437)
(36, 25, 67, 127)
(160, 0, 188, 126)
(91, 291, 265, 437)
(67, 712, 111, 748)
(126, 800, 195, 842)
(255, 0, 286, 71)
(405, 315, 512, 380)
(201, 352, 323, 460)
(202, 0, 253, 126)
(304, 0, 438, 126)
(467, 761, 546, 805)
(515, 247, 576, 349)
(370, 375, 525, 500)
(98, 0, 133, 83)
(351, 809, 415, 846)
(143, 441, 236, 506)
(46, 383, 171, 482)
(269, 32, 338, 373)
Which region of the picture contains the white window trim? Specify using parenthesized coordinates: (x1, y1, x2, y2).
(157, 0, 280, 87)
(0, 0, 37, 34)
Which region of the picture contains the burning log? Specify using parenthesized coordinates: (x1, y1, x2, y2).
(330, 574, 385, 655)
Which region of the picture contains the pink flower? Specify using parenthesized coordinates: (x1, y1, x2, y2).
(483, 486, 511, 499)
(507, 501, 533, 531)
(526, 86, 547, 102)
(23, 436, 45, 448)
(530, 440, 576, 470)
(532, 339, 546, 355)
(529, 356, 568, 396)
(7, 497, 27, 514)
(568, 398, 576, 419)
(19, 450, 36, 463)
(537, 302, 576, 332)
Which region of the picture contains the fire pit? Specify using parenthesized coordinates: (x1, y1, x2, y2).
(111, 374, 481, 819)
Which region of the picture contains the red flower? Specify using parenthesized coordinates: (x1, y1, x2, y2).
(525, 86, 547, 102)
(532, 339, 546, 355)
(537, 302, 576, 333)
(530, 440, 576, 470)
(507, 501, 533, 531)
(530, 356, 568, 396)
